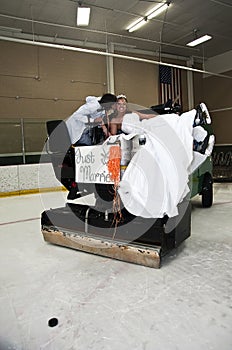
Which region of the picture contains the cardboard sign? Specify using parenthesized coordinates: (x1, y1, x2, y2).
(75, 145, 114, 184)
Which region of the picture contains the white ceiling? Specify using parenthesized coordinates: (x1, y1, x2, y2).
(0, 0, 231, 62)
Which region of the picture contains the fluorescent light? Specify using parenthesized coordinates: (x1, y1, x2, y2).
(127, 2, 170, 32)
(77, 7, 91, 26)
(127, 18, 147, 33)
(187, 35, 212, 47)
(147, 3, 170, 20)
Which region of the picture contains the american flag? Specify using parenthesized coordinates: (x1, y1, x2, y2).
(159, 65, 182, 106)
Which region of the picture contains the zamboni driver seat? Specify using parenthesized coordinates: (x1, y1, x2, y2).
(46, 119, 112, 201)
(46, 120, 80, 199)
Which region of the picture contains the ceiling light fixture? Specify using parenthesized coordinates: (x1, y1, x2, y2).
(147, 2, 170, 20)
(127, 17, 147, 33)
(186, 34, 212, 47)
(77, 5, 91, 26)
(127, 2, 170, 33)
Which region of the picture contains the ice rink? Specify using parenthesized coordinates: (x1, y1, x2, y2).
(0, 183, 232, 350)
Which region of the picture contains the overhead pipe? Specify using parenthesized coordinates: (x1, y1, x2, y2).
(0, 13, 199, 53)
(0, 36, 232, 79)
(0, 29, 194, 62)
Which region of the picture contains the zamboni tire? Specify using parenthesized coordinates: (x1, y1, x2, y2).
(202, 173, 213, 208)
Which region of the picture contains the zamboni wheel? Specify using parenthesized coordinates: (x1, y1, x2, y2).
(202, 173, 213, 208)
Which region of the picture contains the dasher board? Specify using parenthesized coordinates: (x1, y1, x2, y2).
(42, 228, 161, 269)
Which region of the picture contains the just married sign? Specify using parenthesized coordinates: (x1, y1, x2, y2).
(75, 145, 115, 184)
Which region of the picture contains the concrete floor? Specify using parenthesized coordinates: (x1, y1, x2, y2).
(0, 183, 231, 350)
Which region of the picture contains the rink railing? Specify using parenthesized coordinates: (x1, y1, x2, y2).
(0, 119, 232, 182)
(0, 118, 55, 166)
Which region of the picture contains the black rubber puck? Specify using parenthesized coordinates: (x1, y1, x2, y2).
(48, 318, 58, 327)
